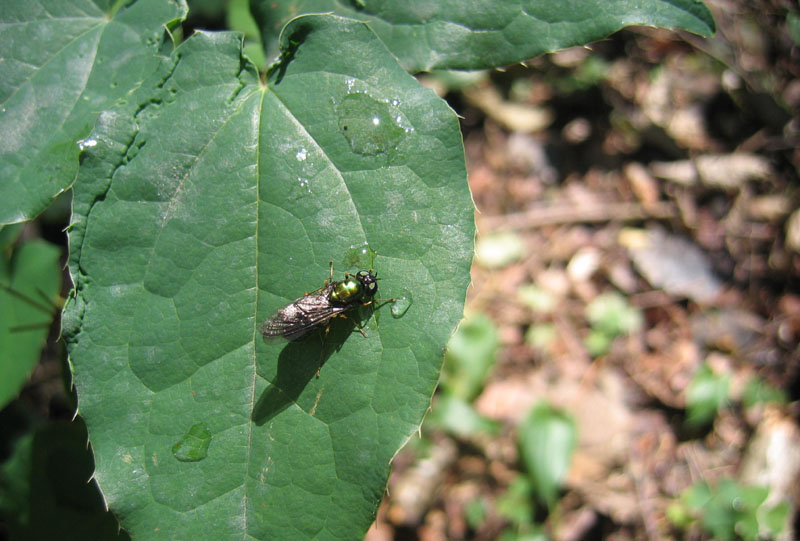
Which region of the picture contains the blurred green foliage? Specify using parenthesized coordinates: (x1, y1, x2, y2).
(525, 323, 556, 350)
(743, 377, 787, 408)
(496, 476, 548, 540)
(667, 478, 788, 540)
(427, 393, 500, 437)
(518, 402, 576, 509)
(517, 284, 557, 315)
(584, 292, 642, 357)
(0, 238, 62, 409)
(686, 363, 730, 428)
(442, 313, 499, 402)
(475, 231, 525, 269)
(227, 0, 267, 69)
(427, 313, 500, 437)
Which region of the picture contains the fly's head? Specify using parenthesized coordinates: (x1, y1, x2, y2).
(355, 270, 378, 300)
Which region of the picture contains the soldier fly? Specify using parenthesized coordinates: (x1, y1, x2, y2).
(259, 262, 392, 343)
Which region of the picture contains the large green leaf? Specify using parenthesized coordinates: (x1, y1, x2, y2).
(250, 0, 716, 72)
(64, 14, 473, 539)
(0, 0, 186, 224)
(0, 239, 62, 410)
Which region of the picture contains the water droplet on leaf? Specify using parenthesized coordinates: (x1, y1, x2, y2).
(391, 290, 412, 318)
(336, 93, 405, 156)
(289, 177, 312, 200)
(172, 423, 211, 462)
(343, 242, 376, 269)
(77, 138, 98, 151)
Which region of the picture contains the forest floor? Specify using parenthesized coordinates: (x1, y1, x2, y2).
(369, 0, 800, 539)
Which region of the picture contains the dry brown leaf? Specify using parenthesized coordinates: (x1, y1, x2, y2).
(464, 84, 553, 133)
(695, 153, 773, 190)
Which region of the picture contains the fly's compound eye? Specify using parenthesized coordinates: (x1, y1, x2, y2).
(357, 270, 378, 296)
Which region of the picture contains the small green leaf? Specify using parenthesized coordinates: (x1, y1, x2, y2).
(760, 500, 790, 537)
(518, 402, 576, 508)
(705, 479, 767, 541)
(734, 510, 760, 540)
(517, 284, 557, 314)
(742, 377, 787, 408)
(475, 231, 525, 269)
(442, 313, 499, 401)
(665, 500, 693, 528)
(427, 394, 499, 437)
(585, 329, 613, 357)
(686, 364, 730, 427)
(525, 323, 556, 350)
(464, 497, 489, 530)
(678, 477, 785, 541)
(227, 0, 260, 37)
(496, 475, 535, 528)
(585, 292, 643, 337)
(226, 0, 267, 70)
(0, 239, 62, 409)
(736, 483, 769, 510)
(584, 292, 642, 356)
(697, 480, 739, 540)
(682, 480, 712, 511)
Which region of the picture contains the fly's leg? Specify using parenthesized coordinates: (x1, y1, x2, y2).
(315, 313, 355, 378)
(353, 315, 369, 338)
(323, 260, 334, 287)
(333, 312, 368, 338)
(351, 298, 396, 337)
(311, 324, 331, 378)
(316, 334, 323, 378)
(314, 300, 380, 376)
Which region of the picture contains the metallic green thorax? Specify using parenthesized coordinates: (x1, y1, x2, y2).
(330, 271, 378, 305)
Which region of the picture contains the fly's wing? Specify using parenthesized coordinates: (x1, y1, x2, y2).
(259, 285, 347, 341)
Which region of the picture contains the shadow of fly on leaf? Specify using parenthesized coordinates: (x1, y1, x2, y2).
(259, 261, 394, 377)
